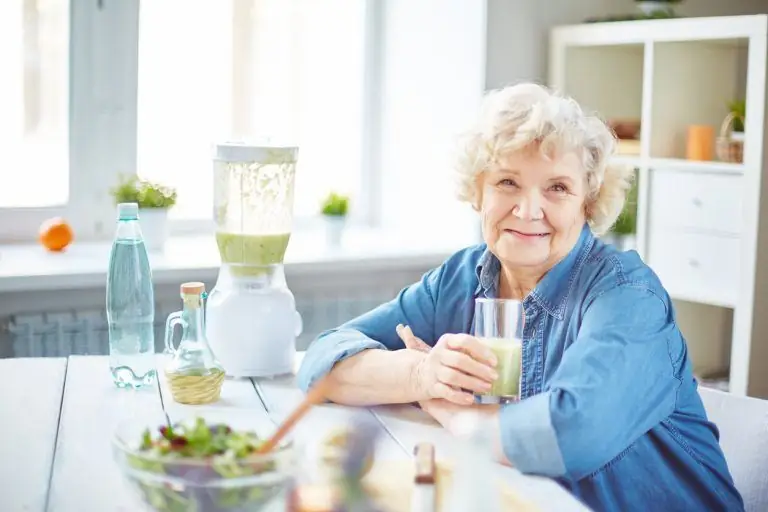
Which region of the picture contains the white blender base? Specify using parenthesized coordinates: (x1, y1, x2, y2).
(205, 289, 302, 379)
(208, 326, 298, 379)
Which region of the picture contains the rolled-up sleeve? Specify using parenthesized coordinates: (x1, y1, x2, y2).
(499, 285, 682, 480)
(296, 265, 443, 392)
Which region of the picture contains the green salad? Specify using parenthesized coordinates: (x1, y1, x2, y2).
(120, 417, 292, 512)
(138, 417, 266, 460)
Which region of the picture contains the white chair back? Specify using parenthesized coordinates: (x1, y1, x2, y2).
(699, 386, 768, 512)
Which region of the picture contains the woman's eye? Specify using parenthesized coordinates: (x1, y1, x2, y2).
(550, 183, 569, 193)
(498, 178, 517, 187)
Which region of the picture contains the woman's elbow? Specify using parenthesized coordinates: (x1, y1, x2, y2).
(296, 328, 385, 394)
(295, 329, 340, 392)
(295, 358, 322, 393)
(554, 412, 633, 480)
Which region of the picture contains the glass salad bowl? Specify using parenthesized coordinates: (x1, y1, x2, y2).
(112, 412, 297, 512)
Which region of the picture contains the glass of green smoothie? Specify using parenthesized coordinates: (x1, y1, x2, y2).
(473, 298, 524, 405)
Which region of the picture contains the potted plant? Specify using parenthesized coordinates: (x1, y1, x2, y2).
(110, 175, 177, 251)
(320, 192, 349, 247)
(605, 172, 638, 251)
(727, 98, 746, 140)
(635, 0, 683, 16)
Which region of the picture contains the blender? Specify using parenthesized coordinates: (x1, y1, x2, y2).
(205, 142, 303, 378)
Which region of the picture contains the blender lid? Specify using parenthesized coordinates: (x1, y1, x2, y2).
(213, 141, 298, 163)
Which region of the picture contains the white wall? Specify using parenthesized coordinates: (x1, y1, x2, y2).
(485, 0, 768, 89)
(376, 0, 486, 242)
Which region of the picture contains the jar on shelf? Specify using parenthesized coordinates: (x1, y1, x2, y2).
(716, 112, 745, 164)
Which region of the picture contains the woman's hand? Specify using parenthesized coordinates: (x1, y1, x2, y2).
(396, 324, 498, 405)
(419, 398, 472, 427)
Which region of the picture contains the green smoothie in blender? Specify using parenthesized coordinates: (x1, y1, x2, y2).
(215, 232, 291, 276)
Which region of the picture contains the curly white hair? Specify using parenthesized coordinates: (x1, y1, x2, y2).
(454, 82, 634, 235)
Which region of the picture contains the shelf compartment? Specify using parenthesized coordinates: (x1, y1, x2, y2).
(650, 38, 748, 160)
(562, 44, 644, 142)
(673, 299, 733, 384)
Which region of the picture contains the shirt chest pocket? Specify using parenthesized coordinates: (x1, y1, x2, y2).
(520, 311, 547, 398)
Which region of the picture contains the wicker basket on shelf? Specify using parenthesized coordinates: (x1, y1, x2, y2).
(716, 112, 745, 163)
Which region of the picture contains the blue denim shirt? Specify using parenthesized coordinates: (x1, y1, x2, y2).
(297, 224, 743, 512)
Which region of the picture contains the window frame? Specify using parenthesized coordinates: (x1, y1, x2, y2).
(0, 0, 139, 243)
(0, 0, 380, 243)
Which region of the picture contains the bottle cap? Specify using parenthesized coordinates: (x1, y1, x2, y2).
(180, 282, 205, 295)
(117, 203, 139, 220)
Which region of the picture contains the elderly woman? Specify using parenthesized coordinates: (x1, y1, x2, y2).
(297, 83, 742, 511)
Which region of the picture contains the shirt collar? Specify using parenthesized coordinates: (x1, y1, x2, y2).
(474, 223, 595, 320)
(474, 248, 500, 295)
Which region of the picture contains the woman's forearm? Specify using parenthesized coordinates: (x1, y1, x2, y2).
(324, 348, 427, 406)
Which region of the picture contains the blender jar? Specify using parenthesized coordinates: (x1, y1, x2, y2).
(207, 142, 302, 378)
(213, 142, 298, 276)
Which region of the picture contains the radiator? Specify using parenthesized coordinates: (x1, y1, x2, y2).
(2, 290, 401, 358)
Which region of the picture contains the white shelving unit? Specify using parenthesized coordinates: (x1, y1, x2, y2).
(549, 15, 768, 398)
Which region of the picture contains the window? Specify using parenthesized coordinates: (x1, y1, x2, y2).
(136, 0, 367, 226)
(0, 0, 69, 209)
(0, 1, 485, 244)
(0, 0, 370, 242)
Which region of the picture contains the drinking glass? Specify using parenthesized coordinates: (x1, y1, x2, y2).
(473, 298, 524, 404)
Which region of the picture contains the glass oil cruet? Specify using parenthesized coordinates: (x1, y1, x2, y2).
(164, 282, 226, 405)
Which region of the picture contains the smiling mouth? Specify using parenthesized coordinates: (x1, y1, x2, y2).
(505, 229, 551, 238)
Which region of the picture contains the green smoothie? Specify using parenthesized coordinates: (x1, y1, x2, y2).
(215, 232, 291, 276)
(479, 337, 522, 398)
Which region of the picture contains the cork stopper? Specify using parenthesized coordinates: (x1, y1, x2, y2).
(180, 282, 205, 295)
(413, 443, 436, 484)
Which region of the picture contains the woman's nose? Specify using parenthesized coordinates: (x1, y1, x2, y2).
(514, 192, 544, 220)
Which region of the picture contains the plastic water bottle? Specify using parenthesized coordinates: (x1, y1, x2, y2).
(106, 202, 157, 388)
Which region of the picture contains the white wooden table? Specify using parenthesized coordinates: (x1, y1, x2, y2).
(0, 354, 589, 512)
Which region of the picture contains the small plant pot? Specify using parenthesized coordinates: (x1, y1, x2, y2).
(323, 215, 346, 247)
(139, 208, 169, 251)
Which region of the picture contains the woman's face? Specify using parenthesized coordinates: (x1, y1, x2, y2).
(479, 150, 588, 271)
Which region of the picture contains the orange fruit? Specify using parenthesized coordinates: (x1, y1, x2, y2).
(39, 217, 74, 252)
